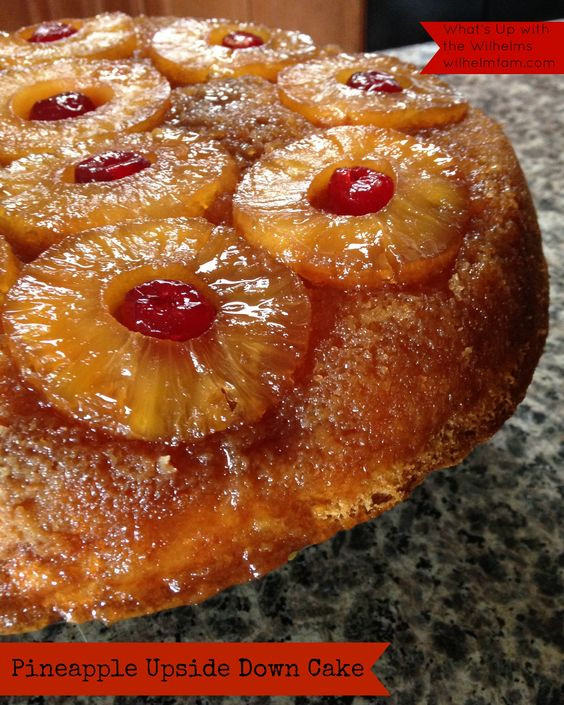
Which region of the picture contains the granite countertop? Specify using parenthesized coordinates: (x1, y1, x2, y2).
(3, 43, 562, 705)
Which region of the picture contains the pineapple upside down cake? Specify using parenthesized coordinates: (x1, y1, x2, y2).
(0, 13, 548, 633)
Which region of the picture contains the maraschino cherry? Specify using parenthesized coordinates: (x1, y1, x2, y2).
(29, 91, 96, 121)
(222, 31, 264, 49)
(28, 21, 78, 43)
(116, 279, 217, 341)
(324, 166, 395, 216)
(75, 151, 151, 184)
(347, 70, 403, 94)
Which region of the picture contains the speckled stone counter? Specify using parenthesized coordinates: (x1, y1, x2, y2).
(2, 43, 562, 705)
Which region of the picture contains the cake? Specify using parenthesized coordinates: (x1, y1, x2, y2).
(0, 13, 548, 634)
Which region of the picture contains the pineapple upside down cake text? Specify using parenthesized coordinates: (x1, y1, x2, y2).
(0, 12, 548, 633)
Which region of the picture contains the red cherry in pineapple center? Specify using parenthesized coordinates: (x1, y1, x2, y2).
(346, 70, 403, 94)
(222, 30, 264, 49)
(116, 279, 217, 342)
(29, 91, 96, 121)
(28, 21, 78, 43)
(325, 166, 395, 216)
(75, 151, 151, 184)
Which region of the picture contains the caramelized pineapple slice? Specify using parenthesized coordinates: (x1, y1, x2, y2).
(132, 15, 178, 58)
(150, 17, 317, 85)
(3, 219, 311, 442)
(0, 127, 238, 259)
(0, 59, 170, 164)
(278, 54, 468, 130)
(0, 12, 136, 68)
(233, 126, 470, 288)
(0, 235, 18, 309)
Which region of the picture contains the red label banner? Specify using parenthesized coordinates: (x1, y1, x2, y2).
(421, 21, 564, 74)
(0, 642, 389, 696)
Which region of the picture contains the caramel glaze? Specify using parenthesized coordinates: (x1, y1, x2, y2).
(0, 107, 548, 633)
(165, 75, 314, 170)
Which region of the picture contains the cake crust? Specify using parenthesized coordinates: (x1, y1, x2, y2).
(0, 102, 548, 634)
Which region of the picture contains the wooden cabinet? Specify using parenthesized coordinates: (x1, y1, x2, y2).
(0, 0, 366, 51)
(247, 1, 365, 52)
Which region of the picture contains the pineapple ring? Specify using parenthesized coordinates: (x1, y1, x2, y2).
(0, 58, 170, 164)
(3, 218, 311, 442)
(233, 125, 470, 288)
(149, 17, 317, 84)
(0, 127, 238, 259)
(133, 16, 178, 59)
(0, 12, 136, 69)
(0, 235, 19, 310)
(278, 54, 468, 130)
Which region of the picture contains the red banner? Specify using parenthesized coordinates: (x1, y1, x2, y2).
(421, 21, 564, 74)
(0, 642, 389, 696)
